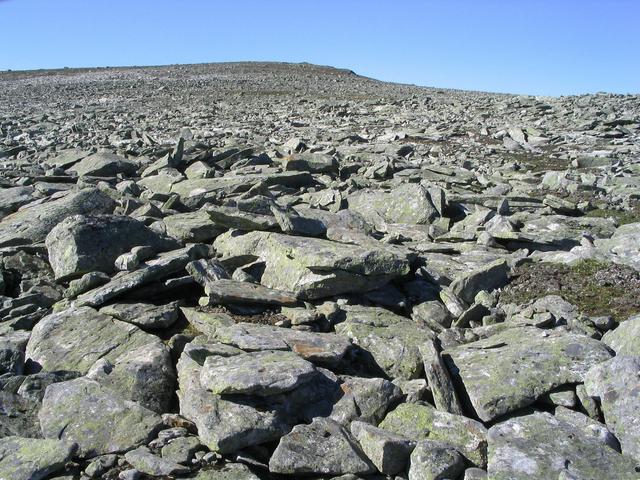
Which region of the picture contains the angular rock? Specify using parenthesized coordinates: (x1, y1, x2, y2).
(379, 402, 488, 467)
(443, 326, 613, 422)
(164, 210, 225, 243)
(0, 188, 116, 247)
(45, 214, 176, 280)
(601, 314, 640, 356)
(39, 377, 163, 458)
(408, 439, 466, 480)
(269, 418, 375, 476)
(214, 230, 410, 299)
(487, 411, 638, 480)
(199, 350, 318, 396)
(0, 436, 76, 480)
(584, 356, 640, 461)
(350, 420, 415, 475)
(420, 339, 464, 415)
(124, 446, 190, 476)
(68, 151, 137, 177)
(99, 301, 180, 329)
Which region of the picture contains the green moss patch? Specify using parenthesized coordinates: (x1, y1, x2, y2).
(499, 260, 640, 321)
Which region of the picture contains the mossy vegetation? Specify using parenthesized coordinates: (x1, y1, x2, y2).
(500, 259, 640, 321)
(585, 205, 640, 226)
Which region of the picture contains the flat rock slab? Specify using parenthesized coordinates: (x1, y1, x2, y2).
(487, 412, 639, 480)
(584, 356, 640, 462)
(39, 377, 162, 458)
(269, 418, 375, 476)
(100, 301, 180, 329)
(601, 314, 640, 356)
(200, 350, 317, 396)
(198, 278, 299, 306)
(379, 402, 488, 468)
(0, 436, 76, 480)
(0, 188, 115, 247)
(443, 326, 613, 422)
(214, 230, 410, 299)
(25, 306, 159, 374)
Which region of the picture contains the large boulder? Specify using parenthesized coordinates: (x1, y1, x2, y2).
(39, 377, 162, 458)
(487, 411, 638, 480)
(584, 356, 640, 461)
(46, 214, 177, 280)
(0, 188, 116, 247)
(443, 326, 613, 422)
(268, 418, 375, 476)
(601, 314, 640, 355)
(214, 230, 410, 300)
(347, 183, 439, 227)
(25, 306, 161, 374)
(0, 436, 76, 480)
(379, 402, 488, 467)
(68, 151, 138, 177)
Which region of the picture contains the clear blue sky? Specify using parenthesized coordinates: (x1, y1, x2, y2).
(1, 0, 638, 96)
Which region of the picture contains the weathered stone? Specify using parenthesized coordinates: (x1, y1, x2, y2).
(46, 214, 176, 280)
(0, 188, 116, 247)
(164, 210, 225, 243)
(0, 436, 76, 480)
(379, 403, 488, 467)
(487, 411, 638, 480)
(420, 339, 464, 415)
(200, 350, 317, 396)
(350, 420, 415, 475)
(449, 259, 509, 304)
(331, 376, 403, 425)
(601, 314, 640, 356)
(269, 418, 375, 476)
(443, 326, 613, 422)
(408, 439, 466, 480)
(39, 377, 162, 458)
(25, 306, 160, 375)
(214, 230, 410, 299)
(584, 356, 640, 461)
(100, 301, 180, 329)
(124, 446, 190, 476)
(68, 151, 137, 177)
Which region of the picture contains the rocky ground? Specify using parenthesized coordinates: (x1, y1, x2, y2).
(1, 62, 639, 480)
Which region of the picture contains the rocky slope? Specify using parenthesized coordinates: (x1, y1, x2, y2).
(1, 62, 639, 480)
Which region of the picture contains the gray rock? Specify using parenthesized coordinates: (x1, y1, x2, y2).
(46, 214, 176, 280)
(584, 356, 640, 461)
(487, 411, 638, 480)
(350, 420, 415, 475)
(601, 314, 640, 356)
(86, 341, 176, 413)
(331, 376, 403, 425)
(449, 259, 509, 304)
(443, 326, 613, 422)
(68, 151, 137, 177)
(192, 463, 261, 479)
(100, 301, 180, 329)
(379, 402, 488, 467)
(199, 350, 317, 396)
(196, 278, 299, 307)
(0, 188, 116, 247)
(408, 439, 466, 480)
(0, 186, 35, 220)
(161, 436, 202, 464)
(25, 306, 160, 375)
(420, 339, 464, 415)
(164, 210, 225, 243)
(39, 377, 162, 458)
(0, 436, 76, 480)
(269, 418, 375, 476)
(348, 183, 439, 227)
(124, 446, 190, 476)
(214, 230, 410, 300)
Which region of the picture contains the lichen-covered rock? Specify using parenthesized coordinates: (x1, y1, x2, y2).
(25, 306, 160, 375)
(68, 151, 137, 177)
(379, 402, 488, 467)
(199, 350, 317, 396)
(584, 356, 640, 461)
(45, 214, 176, 280)
(0, 436, 76, 480)
(601, 314, 640, 356)
(443, 326, 613, 422)
(408, 439, 466, 480)
(163, 210, 225, 243)
(269, 418, 376, 476)
(214, 230, 410, 299)
(487, 411, 638, 480)
(0, 188, 116, 248)
(124, 446, 190, 476)
(100, 301, 180, 329)
(347, 183, 439, 227)
(39, 377, 162, 458)
(350, 420, 415, 475)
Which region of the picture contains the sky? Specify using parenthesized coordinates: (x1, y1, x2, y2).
(0, 0, 638, 96)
